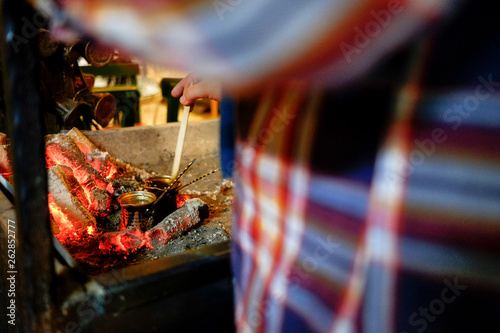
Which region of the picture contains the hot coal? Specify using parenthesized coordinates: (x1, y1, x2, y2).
(46, 133, 112, 192)
(46, 134, 114, 218)
(66, 128, 152, 183)
(67, 128, 119, 180)
(99, 198, 209, 254)
(145, 198, 209, 248)
(0, 143, 12, 182)
(99, 227, 146, 254)
(48, 165, 97, 243)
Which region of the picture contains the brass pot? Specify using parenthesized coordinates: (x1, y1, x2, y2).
(144, 176, 182, 225)
(118, 191, 156, 231)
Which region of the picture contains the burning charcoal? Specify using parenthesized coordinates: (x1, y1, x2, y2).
(49, 165, 90, 208)
(46, 133, 113, 216)
(98, 199, 209, 254)
(99, 227, 146, 254)
(48, 194, 97, 244)
(93, 188, 113, 214)
(0, 143, 13, 182)
(176, 194, 191, 208)
(46, 140, 112, 217)
(0, 132, 7, 145)
(48, 166, 97, 245)
(65, 128, 96, 153)
(145, 198, 209, 249)
(66, 128, 119, 179)
(85, 150, 118, 179)
(46, 133, 111, 191)
(66, 127, 152, 182)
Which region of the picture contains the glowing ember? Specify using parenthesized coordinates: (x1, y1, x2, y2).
(46, 138, 113, 217)
(0, 144, 12, 182)
(105, 167, 118, 179)
(48, 194, 83, 243)
(45, 136, 111, 193)
(67, 128, 120, 180)
(176, 194, 191, 208)
(99, 199, 208, 254)
(99, 227, 146, 254)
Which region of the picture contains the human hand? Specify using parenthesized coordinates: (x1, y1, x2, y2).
(171, 73, 221, 106)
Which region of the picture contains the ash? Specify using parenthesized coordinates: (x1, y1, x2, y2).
(146, 225, 230, 259)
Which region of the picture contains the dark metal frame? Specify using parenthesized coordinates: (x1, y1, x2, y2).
(0, 1, 55, 331)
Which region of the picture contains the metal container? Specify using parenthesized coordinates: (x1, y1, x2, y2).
(74, 88, 117, 127)
(118, 191, 156, 231)
(54, 94, 91, 126)
(145, 176, 181, 224)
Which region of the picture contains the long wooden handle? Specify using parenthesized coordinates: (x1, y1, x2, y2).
(171, 101, 192, 178)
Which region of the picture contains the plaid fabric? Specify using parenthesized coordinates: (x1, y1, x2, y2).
(233, 83, 323, 332)
(232, 3, 500, 332)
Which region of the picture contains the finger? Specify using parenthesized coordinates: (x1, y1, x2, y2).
(171, 76, 189, 98)
(182, 81, 221, 106)
(195, 80, 222, 101)
(180, 83, 205, 106)
(171, 73, 198, 98)
(179, 94, 194, 106)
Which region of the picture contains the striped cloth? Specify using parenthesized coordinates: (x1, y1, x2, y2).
(231, 2, 500, 331)
(37, 0, 457, 92)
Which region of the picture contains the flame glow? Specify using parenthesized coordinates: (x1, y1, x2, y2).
(48, 194, 79, 241)
(105, 166, 118, 179)
(176, 194, 191, 208)
(48, 193, 97, 245)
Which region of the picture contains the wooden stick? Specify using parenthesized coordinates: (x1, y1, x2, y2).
(171, 86, 193, 178)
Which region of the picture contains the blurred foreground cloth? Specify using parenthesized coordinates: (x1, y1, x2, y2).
(35, 0, 457, 93)
(229, 1, 500, 331)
